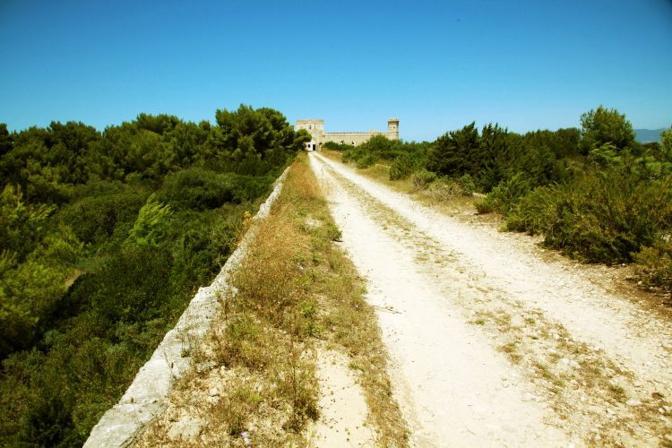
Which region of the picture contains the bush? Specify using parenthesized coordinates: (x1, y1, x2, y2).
(90, 245, 173, 324)
(355, 152, 377, 169)
(426, 178, 468, 200)
(157, 168, 271, 210)
(58, 190, 146, 245)
(389, 153, 416, 180)
(127, 199, 172, 248)
(411, 169, 437, 190)
(0, 107, 297, 447)
(458, 174, 476, 195)
(18, 392, 80, 448)
(322, 141, 353, 152)
(634, 239, 672, 292)
(477, 173, 531, 215)
(505, 186, 559, 234)
(506, 168, 672, 263)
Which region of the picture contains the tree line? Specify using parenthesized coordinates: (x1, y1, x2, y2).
(329, 107, 672, 294)
(0, 106, 309, 447)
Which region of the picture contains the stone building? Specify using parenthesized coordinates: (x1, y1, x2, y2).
(295, 118, 399, 151)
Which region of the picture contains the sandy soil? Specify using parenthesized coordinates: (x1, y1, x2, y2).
(309, 348, 376, 447)
(309, 152, 672, 447)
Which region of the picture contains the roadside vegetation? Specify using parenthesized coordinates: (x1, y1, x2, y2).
(0, 106, 309, 447)
(135, 155, 408, 447)
(328, 107, 672, 295)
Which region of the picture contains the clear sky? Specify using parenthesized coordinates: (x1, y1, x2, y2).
(1, 0, 671, 141)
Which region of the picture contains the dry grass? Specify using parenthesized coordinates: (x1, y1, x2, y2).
(134, 154, 407, 447)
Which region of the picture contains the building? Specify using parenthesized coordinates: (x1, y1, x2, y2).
(295, 118, 399, 151)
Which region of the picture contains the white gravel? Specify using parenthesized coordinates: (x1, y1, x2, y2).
(310, 152, 672, 446)
(309, 348, 376, 447)
(310, 154, 575, 447)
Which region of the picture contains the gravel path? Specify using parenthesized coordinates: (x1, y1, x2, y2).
(309, 348, 376, 447)
(309, 152, 672, 447)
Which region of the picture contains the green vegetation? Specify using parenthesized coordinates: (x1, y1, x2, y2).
(0, 106, 308, 447)
(332, 107, 672, 294)
(135, 156, 407, 447)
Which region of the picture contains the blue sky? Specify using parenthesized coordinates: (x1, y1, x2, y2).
(1, 0, 671, 141)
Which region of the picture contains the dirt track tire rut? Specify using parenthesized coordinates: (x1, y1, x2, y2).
(309, 152, 672, 447)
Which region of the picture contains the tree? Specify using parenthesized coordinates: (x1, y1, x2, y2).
(579, 106, 635, 154)
(0, 123, 13, 158)
(135, 113, 180, 135)
(210, 105, 304, 173)
(427, 122, 480, 177)
(661, 127, 672, 161)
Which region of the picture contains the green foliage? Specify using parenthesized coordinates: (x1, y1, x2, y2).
(340, 136, 431, 176)
(157, 167, 271, 210)
(208, 105, 303, 174)
(458, 174, 477, 195)
(0, 123, 13, 157)
(322, 141, 353, 151)
(0, 184, 55, 260)
(389, 153, 419, 180)
(90, 246, 173, 323)
(507, 167, 672, 263)
(662, 128, 672, 157)
(427, 122, 481, 178)
(0, 106, 297, 447)
(0, 224, 83, 355)
(57, 188, 146, 245)
(580, 106, 635, 154)
(411, 169, 437, 189)
(504, 185, 559, 235)
(127, 199, 173, 248)
(477, 173, 531, 214)
(635, 239, 672, 292)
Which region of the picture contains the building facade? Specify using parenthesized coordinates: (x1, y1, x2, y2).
(295, 118, 399, 151)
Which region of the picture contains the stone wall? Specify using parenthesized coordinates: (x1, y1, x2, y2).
(83, 168, 290, 448)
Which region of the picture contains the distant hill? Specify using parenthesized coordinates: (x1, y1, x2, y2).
(635, 128, 666, 143)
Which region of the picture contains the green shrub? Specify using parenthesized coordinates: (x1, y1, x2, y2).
(158, 168, 271, 210)
(458, 174, 476, 195)
(354, 152, 375, 169)
(634, 239, 672, 292)
(58, 191, 146, 245)
(477, 173, 531, 214)
(426, 178, 467, 200)
(127, 199, 172, 248)
(0, 107, 296, 447)
(18, 392, 80, 448)
(505, 167, 672, 263)
(0, 184, 55, 260)
(0, 226, 83, 357)
(411, 169, 437, 190)
(389, 153, 416, 180)
(505, 186, 559, 234)
(474, 198, 494, 214)
(322, 141, 353, 151)
(90, 246, 173, 324)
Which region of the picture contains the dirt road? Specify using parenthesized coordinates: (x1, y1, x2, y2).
(309, 152, 672, 447)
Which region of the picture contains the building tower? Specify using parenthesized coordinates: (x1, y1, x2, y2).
(295, 119, 325, 151)
(387, 118, 400, 140)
